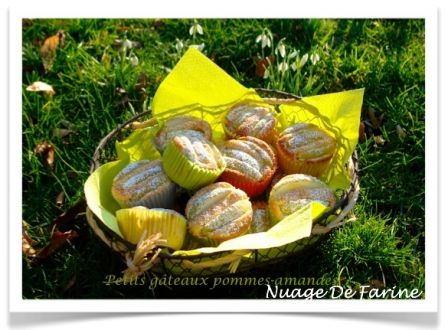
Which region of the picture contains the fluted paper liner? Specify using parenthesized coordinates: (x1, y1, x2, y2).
(162, 139, 225, 190)
(84, 48, 364, 258)
(116, 207, 187, 250)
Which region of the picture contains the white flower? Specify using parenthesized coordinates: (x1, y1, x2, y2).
(129, 54, 139, 66)
(189, 22, 204, 36)
(121, 38, 133, 52)
(291, 62, 297, 72)
(288, 49, 298, 59)
(310, 53, 320, 65)
(299, 53, 309, 68)
(189, 43, 205, 51)
(256, 31, 272, 49)
(278, 61, 289, 73)
(263, 68, 270, 79)
(275, 39, 286, 58)
(175, 39, 184, 52)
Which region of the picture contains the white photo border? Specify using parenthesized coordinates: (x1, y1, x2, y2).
(8, 0, 438, 313)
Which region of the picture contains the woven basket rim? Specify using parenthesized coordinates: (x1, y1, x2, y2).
(86, 88, 360, 268)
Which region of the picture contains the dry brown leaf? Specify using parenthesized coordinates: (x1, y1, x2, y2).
(33, 140, 55, 170)
(370, 279, 385, 289)
(101, 51, 111, 69)
(22, 221, 37, 258)
(60, 119, 74, 129)
(116, 87, 126, 94)
(62, 275, 77, 292)
(367, 106, 383, 129)
(358, 121, 366, 142)
(373, 135, 386, 146)
(40, 30, 65, 72)
(56, 192, 65, 208)
(135, 72, 149, 93)
(53, 128, 73, 138)
(51, 198, 86, 229)
(26, 81, 55, 96)
(396, 124, 407, 140)
(255, 55, 275, 78)
(33, 230, 79, 264)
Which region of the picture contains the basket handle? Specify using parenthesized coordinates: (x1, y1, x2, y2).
(124, 117, 159, 130)
(180, 249, 251, 274)
(261, 97, 299, 105)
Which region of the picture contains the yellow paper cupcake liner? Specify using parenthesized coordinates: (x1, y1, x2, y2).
(116, 207, 187, 250)
(162, 141, 225, 191)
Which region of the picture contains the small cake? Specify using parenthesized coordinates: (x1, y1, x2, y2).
(223, 103, 277, 143)
(185, 182, 253, 244)
(249, 201, 271, 233)
(268, 174, 336, 224)
(116, 206, 187, 250)
(162, 130, 226, 190)
(275, 123, 336, 176)
(111, 159, 176, 209)
(219, 136, 277, 197)
(154, 115, 212, 153)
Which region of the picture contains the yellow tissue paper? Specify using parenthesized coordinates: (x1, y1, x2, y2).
(84, 47, 364, 261)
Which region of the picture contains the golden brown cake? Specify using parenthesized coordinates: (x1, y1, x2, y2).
(111, 159, 176, 209)
(185, 182, 253, 243)
(162, 130, 226, 190)
(268, 174, 336, 224)
(249, 201, 271, 233)
(154, 115, 212, 153)
(275, 123, 336, 176)
(219, 136, 277, 197)
(223, 103, 277, 143)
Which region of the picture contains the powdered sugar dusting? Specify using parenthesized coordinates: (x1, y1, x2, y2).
(156, 115, 212, 151)
(175, 132, 223, 170)
(224, 157, 262, 180)
(279, 123, 336, 158)
(187, 185, 232, 218)
(122, 163, 163, 189)
(225, 104, 276, 138)
(117, 160, 149, 177)
(112, 160, 174, 206)
(222, 148, 257, 166)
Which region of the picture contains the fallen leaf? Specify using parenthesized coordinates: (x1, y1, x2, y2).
(62, 275, 77, 292)
(369, 279, 385, 288)
(373, 135, 386, 146)
(26, 81, 55, 96)
(22, 221, 37, 258)
(40, 30, 65, 72)
(116, 87, 126, 94)
(56, 192, 65, 208)
(67, 170, 78, 180)
(60, 119, 74, 129)
(367, 106, 383, 129)
(33, 229, 79, 263)
(33, 141, 55, 170)
(101, 51, 111, 69)
(53, 128, 73, 138)
(51, 198, 86, 230)
(135, 72, 149, 93)
(396, 124, 407, 140)
(152, 19, 164, 29)
(358, 121, 366, 142)
(255, 55, 275, 78)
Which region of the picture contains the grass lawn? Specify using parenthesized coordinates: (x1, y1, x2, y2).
(21, 18, 425, 299)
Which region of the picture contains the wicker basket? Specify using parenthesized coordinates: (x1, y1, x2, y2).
(86, 89, 360, 277)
